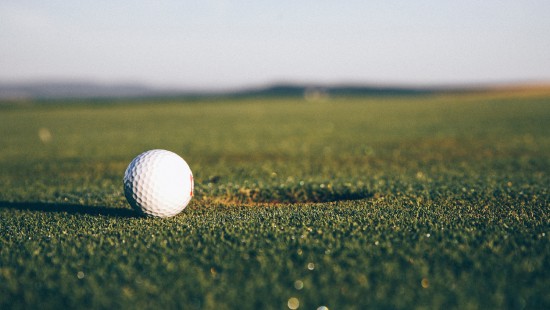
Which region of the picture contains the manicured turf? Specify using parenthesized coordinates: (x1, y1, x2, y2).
(1, 93, 549, 309)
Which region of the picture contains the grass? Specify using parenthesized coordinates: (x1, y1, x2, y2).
(0, 93, 549, 309)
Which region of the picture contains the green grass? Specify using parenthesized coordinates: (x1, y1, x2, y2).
(0, 94, 549, 309)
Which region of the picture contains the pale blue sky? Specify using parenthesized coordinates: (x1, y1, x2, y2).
(1, 1, 549, 90)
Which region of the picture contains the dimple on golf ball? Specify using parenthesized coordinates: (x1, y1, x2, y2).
(123, 149, 194, 217)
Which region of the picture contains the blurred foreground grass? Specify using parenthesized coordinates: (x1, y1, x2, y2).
(0, 94, 549, 309)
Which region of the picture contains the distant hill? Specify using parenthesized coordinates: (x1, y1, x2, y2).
(1, 80, 549, 100)
(0, 81, 445, 100)
(0, 81, 167, 100)
(231, 84, 442, 98)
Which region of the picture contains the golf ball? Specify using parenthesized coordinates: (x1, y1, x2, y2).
(123, 149, 194, 217)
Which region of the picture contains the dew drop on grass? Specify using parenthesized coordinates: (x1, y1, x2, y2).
(294, 280, 304, 290)
(421, 278, 429, 288)
(307, 263, 315, 270)
(38, 128, 52, 143)
(288, 297, 299, 309)
(77, 271, 85, 279)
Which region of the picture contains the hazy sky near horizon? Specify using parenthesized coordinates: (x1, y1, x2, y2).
(1, 1, 549, 89)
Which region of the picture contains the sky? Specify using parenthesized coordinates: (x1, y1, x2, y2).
(1, 1, 549, 90)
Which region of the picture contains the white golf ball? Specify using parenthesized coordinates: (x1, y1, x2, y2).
(123, 149, 194, 217)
